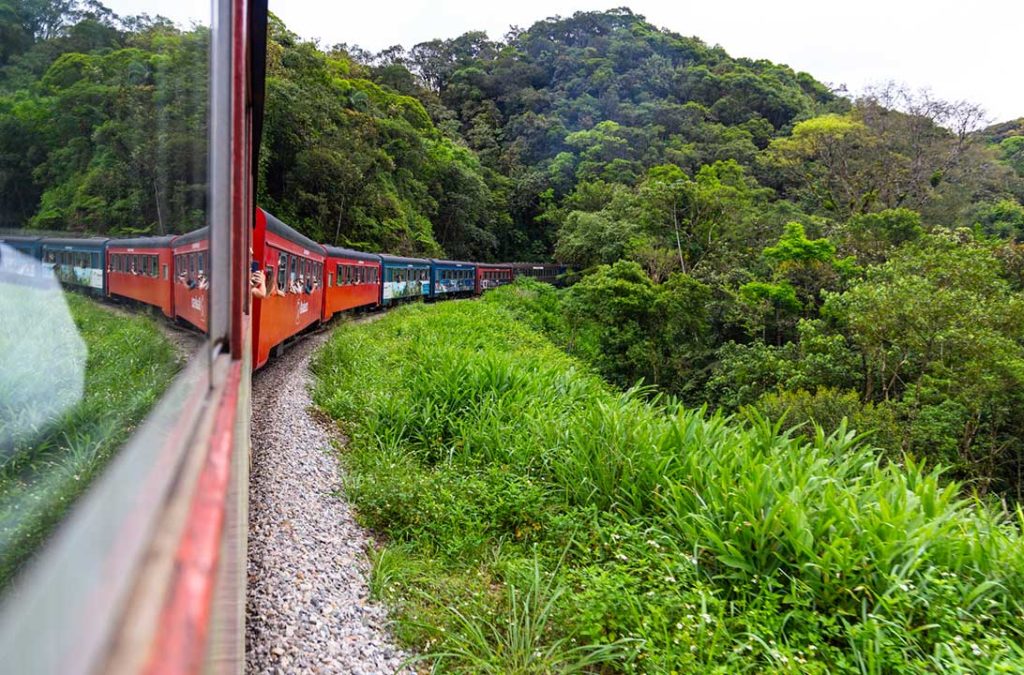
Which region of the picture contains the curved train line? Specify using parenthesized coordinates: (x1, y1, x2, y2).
(1, 208, 569, 370)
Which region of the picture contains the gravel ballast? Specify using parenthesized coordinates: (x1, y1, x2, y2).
(246, 328, 411, 674)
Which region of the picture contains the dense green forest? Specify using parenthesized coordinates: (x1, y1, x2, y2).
(3, 3, 1024, 496)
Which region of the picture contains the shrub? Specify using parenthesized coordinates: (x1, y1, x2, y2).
(313, 300, 1024, 673)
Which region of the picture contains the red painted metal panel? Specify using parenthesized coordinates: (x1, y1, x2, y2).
(172, 237, 210, 333)
(106, 246, 175, 317)
(475, 265, 514, 294)
(322, 255, 380, 321)
(142, 361, 242, 675)
(251, 208, 325, 369)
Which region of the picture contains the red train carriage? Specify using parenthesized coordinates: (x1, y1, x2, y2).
(106, 235, 177, 317)
(322, 245, 381, 321)
(475, 264, 513, 294)
(171, 227, 210, 332)
(251, 208, 326, 369)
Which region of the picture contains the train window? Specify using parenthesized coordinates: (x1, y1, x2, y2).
(289, 255, 297, 286)
(0, 0, 216, 659)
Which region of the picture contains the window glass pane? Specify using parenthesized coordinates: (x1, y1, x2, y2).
(0, 0, 211, 600)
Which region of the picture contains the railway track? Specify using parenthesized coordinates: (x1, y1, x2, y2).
(247, 317, 412, 673)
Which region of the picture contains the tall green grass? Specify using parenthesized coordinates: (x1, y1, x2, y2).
(0, 293, 181, 586)
(312, 300, 1024, 673)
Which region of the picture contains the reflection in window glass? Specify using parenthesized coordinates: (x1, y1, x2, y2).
(0, 0, 209, 587)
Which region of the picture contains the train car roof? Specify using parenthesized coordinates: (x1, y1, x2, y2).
(0, 234, 42, 243)
(172, 226, 209, 247)
(41, 237, 110, 247)
(378, 253, 430, 266)
(508, 262, 565, 268)
(108, 234, 177, 248)
(429, 258, 476, 267)
(475, 262, 511, 268)
(323, 245, 380, 263)
(260, 209, 326, 255)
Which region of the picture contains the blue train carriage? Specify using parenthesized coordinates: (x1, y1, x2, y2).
(378, 254, 431, 305)
(40, 237, 110, 293)
(0, 235, 43, 280)
(429, 259, 477, 299)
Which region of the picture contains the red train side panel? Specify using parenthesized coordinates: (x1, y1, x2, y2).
(251, 208, 326, 369)
(171, 227, 210, 333)
(106, 236, 177, 317)
(475, 264, 514, 294)
(321, 246, 381, 321)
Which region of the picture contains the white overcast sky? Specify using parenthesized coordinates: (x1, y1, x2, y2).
(106, 0, 1023, 122)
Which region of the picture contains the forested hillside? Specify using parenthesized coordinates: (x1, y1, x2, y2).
(4, 3, 1024, 495)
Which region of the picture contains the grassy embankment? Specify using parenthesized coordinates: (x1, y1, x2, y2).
(311, 291, 1024, 673)
(0, 292, 181, 585)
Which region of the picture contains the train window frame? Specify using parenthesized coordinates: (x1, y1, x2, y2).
(277, 252, 287, 293)
(0, 0, 254, 666)
(289, 255, 297, 286)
